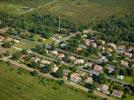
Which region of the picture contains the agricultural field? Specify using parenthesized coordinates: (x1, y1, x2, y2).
(0, 61, 102, 100)
(0, 0, 134, 24)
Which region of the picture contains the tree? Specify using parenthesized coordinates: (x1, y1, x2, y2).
(84, 83, 96, 91)
(56, 68, 63, 78)
(57, 80, 65, 85)
(21, 49, 27, 55)
(29, 61, 40, 69)
(119, 68, 127, 75)
(42, 31, 53, 39)
(40, 64, 52, 73)
(30, 70, 38, 76)
(3, 51, 10, 56)
(98, 73, 106, 84)
(126, 68, 134, 76)
(6, 28, 18, 35)
(2, 41, 12, 48)
(69, 38, 79, 47)
(12, 52, 21, 60)
(87, 33, 94, 39)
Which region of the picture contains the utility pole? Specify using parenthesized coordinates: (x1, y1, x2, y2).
(58, 16, 61, 32)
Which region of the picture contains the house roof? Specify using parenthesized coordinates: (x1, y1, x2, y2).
(85, 62, 92, 67)
(74, 59, 84, 64)
(84, 77, 93, 84)
(112, 89, 122, 97)
(108, 43, 117, 50)
(100, 84, 109, 94)
(124, 52, 133, 58)
(0, 27, 8, 34)
(121, 60, 129, 67)
(76, 47, 83, 52)
(83, 39, 91, 46)
(51, 50, 58, 55)
(52, 65, 59, 72)
(93, 65, 103, 72)
(107, 47, 113, 53)
(107, 65, 115, 73)
(58, 53, 65, 59)
(63, 70, 69, 76)
(70, 73, 81, 83)
(41, 60, 51, 65)
(68, 56, 76, 61)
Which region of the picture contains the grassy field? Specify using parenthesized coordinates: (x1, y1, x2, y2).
(124, 76, 134, 84)
(0, 61, 102, 100)
(0, 0, 133, 24)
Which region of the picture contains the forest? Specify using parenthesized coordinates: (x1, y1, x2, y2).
(92, 15, 134, 43)
(0, 12, 134, 43)
(0, 12, 77, 38)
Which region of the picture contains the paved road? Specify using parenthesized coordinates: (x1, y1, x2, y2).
(78, 67, 128, 85)
(56, 48, 101, 64)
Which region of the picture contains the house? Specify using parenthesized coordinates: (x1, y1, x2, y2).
(41, 60, 51, 65)
(98, 40, 105, 45)
(83, 29, 92, 34)
(90, 70, 100, 76)
(131, 64, 134, 68)
(13, 39, 20, 43)
(84, 76, 93, 84)
(121, 60, 129, 67)
(100, 84, 109, 94)
(31, 57, 40, 63)
(60, 43, 67, 49)
(83, 34, 87, 38)
(70, 73, 82, 83)
(83, 39, 91, 46)
(123, 52, 133, 58)
(98, 46, 105, 51)
(51, 50, 58, 55)
(112, 89, 122, 97)
(117, 75, 124, 80)
(108, 43, 117, 50)
(107, 65, 115, 73)
(45, 44, 52, 50)
(63, 69, 69, 76)
(84, 62, 92, 67)
(76, 47, 82, 52)
(58, 53, 65, 59)
(117, 49, 125, 54)
(79, 44, 87, 48)
(93, 65, 103, 73)
(7, 37, 13, 41)
(100, 56, 108, 63)
(92, 43, 97, 48)
(76, 70, 86, 77)
(106, 47, 113, 53)
(74, 59, 84, 65)
(0, 27, 8, 34)
(117, 45, 126, 51)
(20, 54, 27, 62)
(68, 56, 76, 61)
(0, 35, 5, 42)
(52, 65, 59, 72)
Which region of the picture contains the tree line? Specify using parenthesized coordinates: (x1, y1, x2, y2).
(92, 15, 134, 43)
(0, 12, 77, 38)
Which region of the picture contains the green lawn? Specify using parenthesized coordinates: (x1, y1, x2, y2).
(124, 76, 134, 84)
(0, 61, 102, 100)
(13, 37, 54, 50)
(0, 0, 133, 24)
